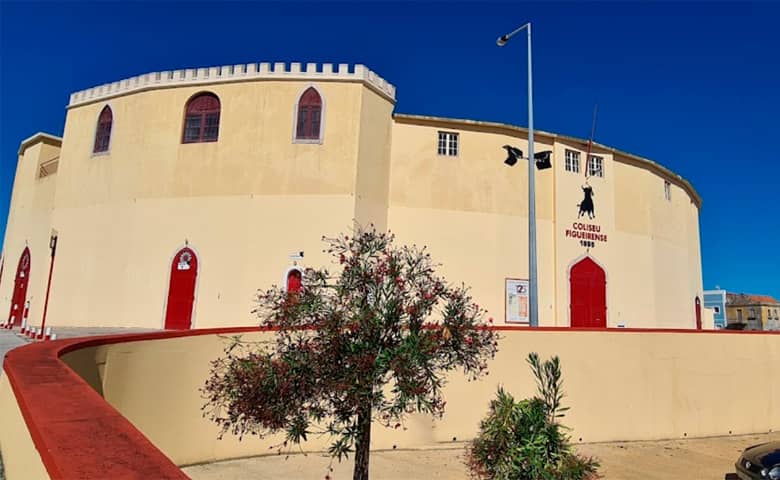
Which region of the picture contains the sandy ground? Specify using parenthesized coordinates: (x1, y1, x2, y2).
(183, 431, 780, 480)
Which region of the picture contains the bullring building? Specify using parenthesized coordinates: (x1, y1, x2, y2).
(0, 62, 704, 331)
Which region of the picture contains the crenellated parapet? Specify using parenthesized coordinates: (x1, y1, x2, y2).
(68, 62, 396, 107)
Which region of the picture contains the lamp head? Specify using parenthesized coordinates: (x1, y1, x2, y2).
(502, 145, 523, 166)
(534, 150, 553, 170)
(496, 35, 508, 46)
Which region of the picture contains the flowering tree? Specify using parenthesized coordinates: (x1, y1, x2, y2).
(202, 226, 499, 480)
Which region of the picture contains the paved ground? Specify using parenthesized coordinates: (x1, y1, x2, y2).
(0, 326, 158, 360)
(184, 431, 780, 480)
(44, 326, 159, 339)
(0, 329, 28, 363)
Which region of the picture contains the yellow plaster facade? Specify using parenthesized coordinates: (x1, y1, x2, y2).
(0, 373, 50, 480)
(727, 302, 780, 331)
(58, 329, 780, 467)
(1, 62, 704, 330)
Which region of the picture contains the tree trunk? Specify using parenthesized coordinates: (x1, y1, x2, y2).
(353, 401, 372, 480)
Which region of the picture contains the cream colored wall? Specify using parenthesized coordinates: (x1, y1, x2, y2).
(439, 329, 779, 444)
(552, 139, 614, 327)
(45, 196, 355, 328)
(388, 120, 554, 219)
(0, 140, 60, 329)
(56, 81, 366, 206)
(39, 80, 392, 328)
(353, 88, 394, 230)
(598, 153, 702, 328)
(68, 333, 436, 466)
(0, 373, 50, 480)
(3, 76, 701, 331)
(59, 330, 780, 468)
(387, 206, 557, 325)
(389, 120, 703, 328)
(387, 120, 557, 325)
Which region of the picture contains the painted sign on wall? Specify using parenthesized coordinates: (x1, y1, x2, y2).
(505, 278, 529, 324)
(565, 222, 608, 245)
(567, 184, 608, 249)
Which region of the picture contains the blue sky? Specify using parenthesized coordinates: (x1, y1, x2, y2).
(1, 1, 778, 298)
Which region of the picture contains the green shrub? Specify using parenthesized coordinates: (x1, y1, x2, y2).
(466, 353, 599, 480)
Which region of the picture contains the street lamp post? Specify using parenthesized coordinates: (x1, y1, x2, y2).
(497, 22, 538, 327)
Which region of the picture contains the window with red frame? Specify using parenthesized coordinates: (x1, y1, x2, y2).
(182, 93, 220, 143)
(295, 87, 322, 140)
(93, 106, 113, 153)
(286, 269, 302, 293)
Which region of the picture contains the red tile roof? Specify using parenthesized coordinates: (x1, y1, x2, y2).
(726, 293, 780, 306)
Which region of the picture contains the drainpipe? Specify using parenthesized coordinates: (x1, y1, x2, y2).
(39, 234, 57, 340)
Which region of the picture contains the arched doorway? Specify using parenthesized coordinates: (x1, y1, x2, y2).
(286, 268, 302, 294)
(570, 256, 606, 328)
(164, 247, 198, 330)
(8, 248, 31, 326)
(695, 296, 702, 330)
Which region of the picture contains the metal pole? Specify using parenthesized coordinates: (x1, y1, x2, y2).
(498, 21, 538, 327)
(39, 235, 57, 340)
(526, 24, 538, 327)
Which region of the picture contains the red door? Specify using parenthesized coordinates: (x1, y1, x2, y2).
(286, 269, 302, 293)
(8, 248, 31, 326)
(695, 296, 702, 330)
(164, 248, 198, 330)
(570, 256, 606, 328)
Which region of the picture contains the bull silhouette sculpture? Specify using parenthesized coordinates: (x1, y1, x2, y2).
(578, 186, 595, 219)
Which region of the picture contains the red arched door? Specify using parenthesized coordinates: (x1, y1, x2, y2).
(570, 256, 606, 328)
(286, 269, 302, 294)
(164, 247, 198, 330)
(8, 248, 31, 326)
(695, 296, 702, 330)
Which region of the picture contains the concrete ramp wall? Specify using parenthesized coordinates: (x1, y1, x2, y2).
(1, 327, 778, 478)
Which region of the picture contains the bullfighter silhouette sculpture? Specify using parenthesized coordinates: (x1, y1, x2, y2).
(578, 185, 595, 219)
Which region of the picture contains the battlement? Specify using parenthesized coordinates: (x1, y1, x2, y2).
(68, 62, 396, 107)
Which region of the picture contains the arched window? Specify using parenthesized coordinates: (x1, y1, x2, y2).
(93, 106, 113, 153)
(182, 93, 220, 143)
(286, 268, 302, 294)
(295, 87, 322, 141)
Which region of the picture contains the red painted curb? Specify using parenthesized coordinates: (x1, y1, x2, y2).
(2, 326, 270, 480)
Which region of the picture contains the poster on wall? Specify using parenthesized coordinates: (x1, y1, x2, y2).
(505, 278, 529, 324)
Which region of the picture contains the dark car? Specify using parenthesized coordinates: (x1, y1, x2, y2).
(735, 441, 780, 479)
